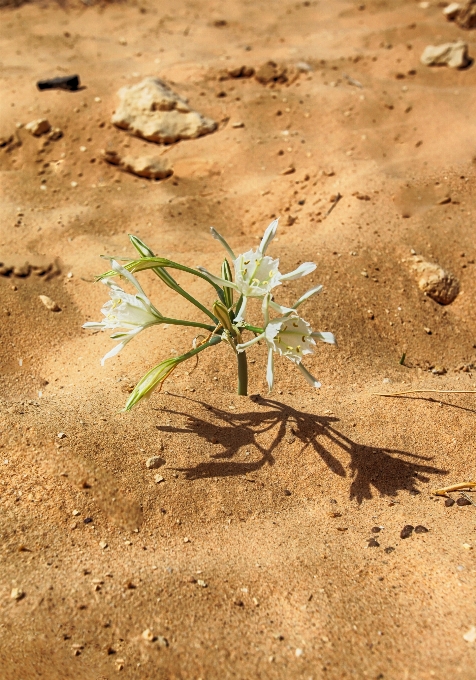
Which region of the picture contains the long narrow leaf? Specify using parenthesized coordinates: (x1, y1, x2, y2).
(123, 335, 222, 411)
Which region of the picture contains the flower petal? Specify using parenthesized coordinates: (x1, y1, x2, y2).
(266, 346, 274, 391)
(259, 218, 279, 255)
(293, 285, 323, 309)
(100, 326, 144, 365)
(210, 227, 236, 260)
(311, 331, 336, 345)
(269, 299, 295, 316)
(82, 321, 106, 330)
(234, 295, 248, 322)
(111, 260, 147, 297)
(197, 266, 239, 291)
(297, 362, 321, 388)
(280, 262, 316, 281)
(236, 332, 265, 352)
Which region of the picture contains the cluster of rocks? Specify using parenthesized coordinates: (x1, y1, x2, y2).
(444, 1, 476, 29)
(25, 118, 63, 141)
(0, 256, 61, 280)
(106, 77, 218, 180)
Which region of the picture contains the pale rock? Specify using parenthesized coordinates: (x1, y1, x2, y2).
(145, 456, 165, 469)
(25, 118, 51, 136)
(47, 127, 63, 141)
(411, 258, 460, 305)
(103, 148, 173, 180)
(11, 588, 24, 600)
(420, 40, 469, 69)
(39, 295, 61, 312)
(111, 77, 217, 144)
(443, 2, 462, 20)
(463, 626, 476, 643)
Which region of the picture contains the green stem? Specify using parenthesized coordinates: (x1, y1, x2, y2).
(161, 317, 215, 332)
(151, 267, 219, 324)
(237, 351, 248, 396)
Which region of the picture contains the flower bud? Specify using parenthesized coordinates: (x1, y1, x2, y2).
(221, 258, 234, 309)
(212, 301, 233, 332)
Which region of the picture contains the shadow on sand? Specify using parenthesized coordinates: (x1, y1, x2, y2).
(154, 395, 447, 503)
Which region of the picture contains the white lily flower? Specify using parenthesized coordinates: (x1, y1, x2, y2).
(199, 219, 316, 321)
(83, 260, 162, 365)
(236, 296, 335, 390)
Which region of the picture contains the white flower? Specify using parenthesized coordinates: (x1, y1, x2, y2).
(198, 219, 316, 320)
(236, 294, 335, 391)
(83, 260, 162, 365)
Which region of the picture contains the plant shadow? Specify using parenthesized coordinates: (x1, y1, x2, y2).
(155, 395, 447, 503)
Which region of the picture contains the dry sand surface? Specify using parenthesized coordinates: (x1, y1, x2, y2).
(1, 0, 476, 678)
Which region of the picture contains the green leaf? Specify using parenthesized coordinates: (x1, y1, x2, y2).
(123, 335, 222, 411)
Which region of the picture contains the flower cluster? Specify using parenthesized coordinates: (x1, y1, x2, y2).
(83, 219, 335, 410)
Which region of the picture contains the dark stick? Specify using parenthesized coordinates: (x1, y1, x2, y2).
(37, 75, 80, 92)
(325, 192, 342, 218)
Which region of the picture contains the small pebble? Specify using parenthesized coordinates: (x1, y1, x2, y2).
(197, 579, 207, 588)
(233, 598, 244, 607)
(146, 456, 164, 469)
(371, 526, 381, 533)
(400, 525, 414, 539)
(462, 543, 472, 550)
(57, 432, 66, 439)
(142, 629, 154, 642)
(84, 517, 93, 524)
(367, 538, 380, 548)
(154, 475, 165, 484)
(445, 498, 455, 507)
(284, 489, 292, 496)
(72, 509, 80, 516)
(414, 525, 429, 534)
(39, 295, 61, 312)
(10, 587, 24, 601)
(183, 537, 190, 543)
(99, 540, 108, 549)
(384, 547, 395, 554)
(457, 497, 471, 506)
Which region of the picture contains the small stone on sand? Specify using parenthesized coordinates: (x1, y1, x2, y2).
(146, 456, 165, 469)
(420, 40, 469, 69)
(25, 118, 51, 136)
(39, 295, 61, 312)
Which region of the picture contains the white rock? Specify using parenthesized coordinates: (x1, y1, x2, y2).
(39, 294, 61, 312)
(111, 77, 217, 144)
(103, 148, 173, 180)
(411, 258, 460, 305)
(420, 40, 469, 69)
(25, 118, 51, 136)
(463, 626, 476, 643)
(443, 2, 462, 20)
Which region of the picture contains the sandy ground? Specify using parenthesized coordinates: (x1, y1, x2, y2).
(1, 0, 476, 678)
